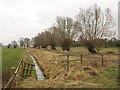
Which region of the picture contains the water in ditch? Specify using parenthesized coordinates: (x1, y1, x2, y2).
(28, 52, 45, 80)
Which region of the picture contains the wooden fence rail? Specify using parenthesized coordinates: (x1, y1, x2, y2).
(60, 53, 118, 71)
(3, 59, 35, 90)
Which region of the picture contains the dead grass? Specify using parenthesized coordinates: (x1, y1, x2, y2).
(18, 77, 101, 88)
(18, 48, 118, 88)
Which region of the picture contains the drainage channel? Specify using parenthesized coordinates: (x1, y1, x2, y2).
(27, 51, 45, 80)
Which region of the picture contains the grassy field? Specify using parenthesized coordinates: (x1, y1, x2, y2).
(2, 48, 34, 71)
(56, 46, 119, 54)
(2, 48, 25, 71)
(2, 47, 36, 86)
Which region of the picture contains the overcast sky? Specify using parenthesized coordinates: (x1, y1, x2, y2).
(0, 0, 119, 45)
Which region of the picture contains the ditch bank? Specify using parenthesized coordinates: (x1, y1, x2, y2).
(27, 50, 46, 80)
(18, 48, 102, 88)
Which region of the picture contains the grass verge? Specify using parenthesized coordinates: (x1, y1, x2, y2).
(2, 47, 36, 87)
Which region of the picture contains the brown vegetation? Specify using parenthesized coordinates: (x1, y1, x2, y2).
(18, 48, 104, 88)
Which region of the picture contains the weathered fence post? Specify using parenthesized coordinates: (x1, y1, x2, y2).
(29, 65, 34, 76)
(10, 67, 16, 76)
(23, 62, 26, 79)
(101, 55, 104, 66)
(80, 54, 83, 64)
(20, 59, 24, 80)
(10, 67, 16, 88)
(67, 54, 69, 71)
(26, 64, 30, 78)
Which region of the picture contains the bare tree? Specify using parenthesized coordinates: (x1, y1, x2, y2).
(33, 26, 58, 50)
(55, 16, 78, 51)
(7, 43, 12, 48)
(35, 32, 49, 48)
(11, 41, 18, 48)
(19, 37, 25, 47)
(76, 4, 115, 53)
(33, 35, 40, 48)
(24, 38, 30, 47)
(46, 26, 59, 50)
(34, 32, 48, 48)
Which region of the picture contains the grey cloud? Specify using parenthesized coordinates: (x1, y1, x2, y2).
(0, 0, 119, 44)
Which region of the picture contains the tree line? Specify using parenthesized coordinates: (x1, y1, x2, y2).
(8, 4, 119, 53)
(8, 38, 31, 48)
(33, 4, 117, 53)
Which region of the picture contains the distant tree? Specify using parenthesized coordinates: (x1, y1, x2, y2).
(34, 32, 49, 49)
(106, 37, 119, 47)
(33, 27, 58, 50)
(11, 41, 18, 48)
(46, 26, 59, 50)
(104, 37, 109, 48)
(33, 35, 40, 48)
(76, 4, 115, 53)
(7, 43, 12, 48)
(19, 38, 25, 47)
(24, 38, 30, 47)
(40, 31, 49, 48)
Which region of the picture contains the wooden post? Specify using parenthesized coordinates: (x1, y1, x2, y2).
(29, 65, 34, 76)
(10, 67, 16, 88)
(80, 54, 83, 64)
(67, 54, 69, 71)
(23, 62, 26, 79)
(26, 64, 30, 78)
(10, 67, 16, 76)
(101, 55, 104, 66)
(20, 59, 24, 80)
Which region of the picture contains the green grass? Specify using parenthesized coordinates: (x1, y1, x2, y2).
(2, 48, 34, 71)
(99, 47, 119, 53)
(2, 48, 36, 78)
(87, 67, 118, 87)
(56, 46, 119, 54)
(2, 47, 37, 86)
(78, 66, 118, 87)
(56, 46, 88, 52)
(99, 67, 118, 80)
(2, 48, 26, 71)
